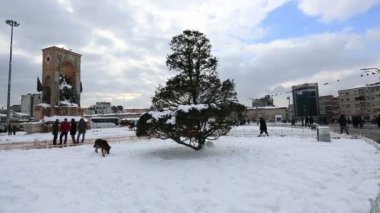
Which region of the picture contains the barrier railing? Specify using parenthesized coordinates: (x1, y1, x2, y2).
(228, 126, 317, 138)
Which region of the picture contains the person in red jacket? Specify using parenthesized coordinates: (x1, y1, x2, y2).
(59, 118, 71, 145)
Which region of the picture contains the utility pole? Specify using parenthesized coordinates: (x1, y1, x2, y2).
(5, 19, 20, 131)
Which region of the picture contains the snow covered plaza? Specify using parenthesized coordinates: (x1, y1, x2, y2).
(0, 125, 379, 213)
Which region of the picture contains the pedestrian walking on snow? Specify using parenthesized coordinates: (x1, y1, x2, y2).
(259, 117, 269, 137)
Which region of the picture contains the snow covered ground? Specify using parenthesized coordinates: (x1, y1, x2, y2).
(0, 126, 379, 213)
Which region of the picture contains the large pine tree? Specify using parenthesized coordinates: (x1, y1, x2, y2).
(136, 30, 245, 150)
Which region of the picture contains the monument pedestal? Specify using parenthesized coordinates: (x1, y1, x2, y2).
(34, 105, 83, 121)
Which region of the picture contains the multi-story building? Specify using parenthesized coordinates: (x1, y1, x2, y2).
(330, 96, 341, 120)
(292, 83, 320, 118)
(319, 95, 340, 123)
(21, 93, 42, 117)
(252, 95, 274, 107)
(87, 102, 112, 115)
(339, 82, 380, 120)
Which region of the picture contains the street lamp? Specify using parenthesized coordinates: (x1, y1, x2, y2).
(5, 19, 20, 131)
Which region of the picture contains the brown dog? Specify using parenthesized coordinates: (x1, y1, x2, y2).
(93, 139, 111, 157)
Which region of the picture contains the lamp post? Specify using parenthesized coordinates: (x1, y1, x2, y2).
(5, 19, 20, 131)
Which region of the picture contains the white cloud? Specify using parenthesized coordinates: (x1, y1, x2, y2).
(225, 28, 380, 106)
(297, 0, 380, 22)
(58, 0, 74, 13)
(0, 0, 380, 109)
(0, 34, 10, 55)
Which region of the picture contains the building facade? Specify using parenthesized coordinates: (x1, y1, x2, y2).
(292, 83, 320, 118)
(251, 95, 274, 107)
(87, 102, 112, 115)
(21, 94, 41, 117)
(318, 95, 340, 123)
(246, 106, 288, 123)
(338, 82, 380, 120)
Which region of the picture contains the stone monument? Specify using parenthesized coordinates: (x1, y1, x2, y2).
(34, 46, 83, 120)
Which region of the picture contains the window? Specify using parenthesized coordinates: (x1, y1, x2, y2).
(355, 96, 364, 101)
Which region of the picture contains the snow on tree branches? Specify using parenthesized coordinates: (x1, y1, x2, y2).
(136, 30, 245, 150)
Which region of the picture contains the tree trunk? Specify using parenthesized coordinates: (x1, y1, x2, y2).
(173, 138, 204, 151)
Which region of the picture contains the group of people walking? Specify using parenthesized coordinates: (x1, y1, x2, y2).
(52, 118, 87, 145)
(338, 113, 380, 135)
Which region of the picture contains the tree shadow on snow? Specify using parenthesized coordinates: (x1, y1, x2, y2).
(142, 145, 225, 160)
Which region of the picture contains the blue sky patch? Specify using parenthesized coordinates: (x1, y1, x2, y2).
(258, 2, 380, 42)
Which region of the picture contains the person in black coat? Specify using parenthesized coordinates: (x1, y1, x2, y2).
(7, 123, 12, 135)
(338, 114, 349, 134)
(291, 116, 296, 126)
(76, 118, 87, 143)
(70, 118, 77, 144)
(259, 117, 269, 137)
(358, 116, 363, 129)
(52, 119, 59, 145)
(305, 116, 310, 127)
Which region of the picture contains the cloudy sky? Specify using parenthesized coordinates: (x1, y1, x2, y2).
(1, 0, 380, 109)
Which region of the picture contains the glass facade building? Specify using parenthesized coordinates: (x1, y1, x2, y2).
(292, 83, 320, 117)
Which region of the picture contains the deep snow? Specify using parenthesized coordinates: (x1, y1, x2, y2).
(0, 126, 379, 213)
